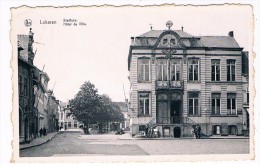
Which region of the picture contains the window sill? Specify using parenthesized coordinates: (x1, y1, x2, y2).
(187, 81, 201, 83)
(138, 81, 152, 83)
(188, 115, 201, 117)
(210, 115, 238, 117)
(137, 115, 152, 117)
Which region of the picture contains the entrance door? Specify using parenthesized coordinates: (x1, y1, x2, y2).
(171, 101, 181, 123)
(157, 101, 168, 124)
(174, 127, 181, 138)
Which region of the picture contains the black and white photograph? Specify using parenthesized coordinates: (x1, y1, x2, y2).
(0, 0, 259, 165)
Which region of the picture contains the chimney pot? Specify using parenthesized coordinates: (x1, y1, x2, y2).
(228, 31, 234, 37)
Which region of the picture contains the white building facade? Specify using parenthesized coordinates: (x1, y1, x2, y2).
(128, 22, 249, 138)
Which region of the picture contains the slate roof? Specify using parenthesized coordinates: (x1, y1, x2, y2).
(200, 36, 240, 48)
(137, 30, 194, 38)
(60, 102, 68, 107)
(136, 30, 241, 48)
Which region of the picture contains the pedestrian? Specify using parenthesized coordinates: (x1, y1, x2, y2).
(197, 125, 201, 139)
(145, 125, 148, 138)
(39, 128, 42, 137)
(43, 127, 47, 136)
(194, 125, 198, 139)
(56, 125, 59, 132)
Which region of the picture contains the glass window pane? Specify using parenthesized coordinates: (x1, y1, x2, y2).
(138, 64, 143, 82)
(163, 64, 167, 81)
(157, 65, 162, 81)
(227, 99, 231, 109)
(194, 65, 198, 80)
(145, 99, 149, 114)
(212, 99, 215, 114)
(189, 65, 193, 80)
(189, 99, 193, 114)
(139, 99, 144, 114)
(227, 66, 230, 81)
(211, 66, 215, 81)
(232, 99, 236, 109)
(145, 65, 149, 81)
(194, 99, 199, 114)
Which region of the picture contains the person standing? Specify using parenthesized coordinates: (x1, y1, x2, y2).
(39, 128, 42, 137)
(197, 125, 201, 139)
(43, 127, 47, 136)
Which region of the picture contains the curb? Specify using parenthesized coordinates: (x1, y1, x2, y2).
(20, 132, 60, 150)
(118, 137, 250, 140)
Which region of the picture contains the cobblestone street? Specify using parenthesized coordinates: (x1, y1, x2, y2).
(20, 131, 249, 157)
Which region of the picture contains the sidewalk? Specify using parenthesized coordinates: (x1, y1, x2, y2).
(20, 131, 60, 150)
(118, 133, 249, 140)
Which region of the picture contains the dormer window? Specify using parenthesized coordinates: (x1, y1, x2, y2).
(163, 38, 168, 45)
(170, 39, 176, 46)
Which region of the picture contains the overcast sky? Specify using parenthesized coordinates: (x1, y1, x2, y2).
(12, 5, 252, 102)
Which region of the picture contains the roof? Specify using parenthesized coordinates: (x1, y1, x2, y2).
(60, 102, 68, 107)
(18, 35, 29, 62)
(137, 30, 194, 38)
(136, 30, 240, 48)
(199, 36, 240, 48)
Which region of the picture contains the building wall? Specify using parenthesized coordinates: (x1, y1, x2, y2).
(129, 48, 245, 136)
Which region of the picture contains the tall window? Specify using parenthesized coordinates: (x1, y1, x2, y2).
(211, 59, 220, 81)
(227, 59, 236, 81)
(227, 93, 236, 115)
(68, 122, 71, 128)
(188, 59, 199, 81)
(156, 59, 167, 81)
(74, 122, 78, 128)
(138, 92, 150, 116)
(212, 93, 221, 115)
(138, 59, 150, 82)
(188, 92, 199, 115)
(170, 59, 181, 81)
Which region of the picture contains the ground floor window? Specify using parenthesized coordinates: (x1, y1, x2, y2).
(74, 122, 77, 128)
(188, 92, 199, 115)
(227, 93, 236, 115)
(212, 93, 221, 115)
(138, 92, 150, 116)
(228, 125, 237, 135)
(213, 125, 221, 135)
(68, 122, 71, 128)
(139, 125, 146, 131)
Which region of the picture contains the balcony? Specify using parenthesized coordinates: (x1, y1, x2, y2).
(155, 80, 184, 90)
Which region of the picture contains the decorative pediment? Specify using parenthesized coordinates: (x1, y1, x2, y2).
(153, 31, 186, 49)
(158, 34, 179, 48)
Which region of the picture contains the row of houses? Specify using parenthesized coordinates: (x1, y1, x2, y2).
(127, 21, 250, 138)
(18, 28, 60, 143)
(56, 102, 130, 132)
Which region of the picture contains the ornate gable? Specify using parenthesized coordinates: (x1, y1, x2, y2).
(154, 31, 186, 49)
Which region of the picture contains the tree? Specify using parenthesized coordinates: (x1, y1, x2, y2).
(69, 81, 125, 134)
(69, 81, 100, 134)
(96, 94, 124, 133)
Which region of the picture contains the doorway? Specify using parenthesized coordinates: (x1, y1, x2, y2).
(174, 127, 181, 138)
(171, 101, 181, 123)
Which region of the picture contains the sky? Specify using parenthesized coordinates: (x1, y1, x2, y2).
(11, 5, 252, 102)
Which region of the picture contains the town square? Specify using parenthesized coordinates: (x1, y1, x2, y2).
(1, 2, 257, 164)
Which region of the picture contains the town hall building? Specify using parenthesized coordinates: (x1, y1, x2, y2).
(128, 21, 249, 138)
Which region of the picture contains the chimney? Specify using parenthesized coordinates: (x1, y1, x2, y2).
(181, 26, 184, 31)
(228, 31, 234, 37)
(131, 37, 135, 45)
